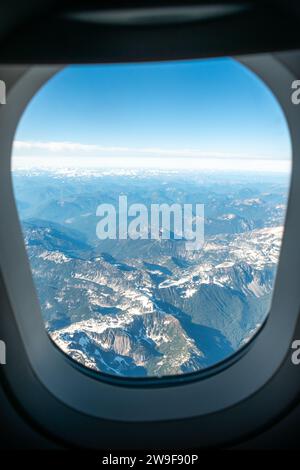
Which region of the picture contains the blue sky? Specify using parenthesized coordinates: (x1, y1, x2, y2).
(13, 57, 291, 170)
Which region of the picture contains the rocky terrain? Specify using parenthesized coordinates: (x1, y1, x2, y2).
(13, 169, 288, 377)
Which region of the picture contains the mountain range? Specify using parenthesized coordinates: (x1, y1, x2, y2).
(13, 168, 288, 377)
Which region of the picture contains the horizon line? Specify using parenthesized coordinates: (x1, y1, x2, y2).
(12, 140, 291, 162)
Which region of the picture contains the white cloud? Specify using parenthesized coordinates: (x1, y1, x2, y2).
(13, 140, 289, 160)
(12, 140, 291, 173)
(14, 141, 131, 153)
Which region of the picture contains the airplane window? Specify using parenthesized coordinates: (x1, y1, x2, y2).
(11, 58, 291, 378)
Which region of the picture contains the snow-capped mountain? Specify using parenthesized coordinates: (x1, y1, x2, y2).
(14, 169, 288, 377)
